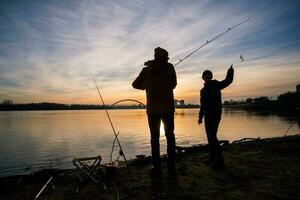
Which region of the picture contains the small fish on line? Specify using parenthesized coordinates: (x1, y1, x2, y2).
(240, 54, 244, 62)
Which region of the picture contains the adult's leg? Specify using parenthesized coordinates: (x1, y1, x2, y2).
(147, 114, 162, 170)
(162, 113, 176, 169)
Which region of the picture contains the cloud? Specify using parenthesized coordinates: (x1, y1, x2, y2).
(0, 0, 299, 104)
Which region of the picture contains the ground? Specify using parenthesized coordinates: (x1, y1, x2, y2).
(1, 135, 300, 200)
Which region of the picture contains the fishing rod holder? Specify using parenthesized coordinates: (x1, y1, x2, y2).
(105, 162, 117, 180)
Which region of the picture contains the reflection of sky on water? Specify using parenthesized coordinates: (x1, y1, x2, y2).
(0, 109, 299, 176)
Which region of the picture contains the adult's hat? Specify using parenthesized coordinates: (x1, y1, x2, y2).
(154, 47, 169, 60)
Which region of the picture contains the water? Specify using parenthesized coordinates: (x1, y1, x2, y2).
(0, 109, 299, 177)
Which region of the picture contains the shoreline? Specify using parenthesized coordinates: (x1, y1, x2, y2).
(1, 135, 300, 199)
(0, 107, 200, 112)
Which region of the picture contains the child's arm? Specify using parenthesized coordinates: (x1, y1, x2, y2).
(219, 65, 234, 90)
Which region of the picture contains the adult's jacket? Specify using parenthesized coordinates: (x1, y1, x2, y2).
(132, 60, 177, 114)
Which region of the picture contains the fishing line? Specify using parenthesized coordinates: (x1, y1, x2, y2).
(240, 36, 246, 62)
(283, 121, 297, 136)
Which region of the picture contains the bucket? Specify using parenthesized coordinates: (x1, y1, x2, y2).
(105, 163, 117, 180)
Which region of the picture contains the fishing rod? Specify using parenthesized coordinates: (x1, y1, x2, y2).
(91, 75, 130, 173)
(173, 18, 250, 67)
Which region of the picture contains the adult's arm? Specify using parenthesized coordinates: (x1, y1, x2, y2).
(170, 64, 177, 89)
(198, 90, 205, 122)
(219, 65, 234, 90)
(132, 68, 146, 90)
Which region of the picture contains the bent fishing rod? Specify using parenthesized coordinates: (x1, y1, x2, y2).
(91, 75, 130, 173)
(174, 18, 250, 67)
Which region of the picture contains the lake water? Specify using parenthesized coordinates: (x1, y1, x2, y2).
(0, 109, 299, 177)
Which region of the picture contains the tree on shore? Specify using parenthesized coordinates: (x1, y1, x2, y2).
(278, 91, 300, 101)
(2, 99, 13, 105)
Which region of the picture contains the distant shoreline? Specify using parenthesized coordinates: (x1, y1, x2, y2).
(1, 99, 299, 112)
(0, 102, 199, 111)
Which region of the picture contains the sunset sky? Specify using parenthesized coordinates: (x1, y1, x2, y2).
(0, 0, 299, 105)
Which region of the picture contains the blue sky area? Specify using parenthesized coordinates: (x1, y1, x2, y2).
(0, 0, 300, 104)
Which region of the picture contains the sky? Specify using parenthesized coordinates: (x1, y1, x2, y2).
(0, 0, 300, 104)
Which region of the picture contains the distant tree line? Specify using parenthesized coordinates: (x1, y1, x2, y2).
(0, 100, 200, 111)
(223, 96, 271, 105)
(224, 91, 300, 106)
(223, 90, 300, 112)
(0, 101, 111, 111)
(277, 91, 300, 101)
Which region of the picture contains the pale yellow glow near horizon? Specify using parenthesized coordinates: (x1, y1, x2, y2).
(2, 57, 299, 105)
(0, 53, 298, 106)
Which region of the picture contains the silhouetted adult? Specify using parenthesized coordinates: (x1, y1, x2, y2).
(132, 47, 177, 176)
(198, 65, 234, 168)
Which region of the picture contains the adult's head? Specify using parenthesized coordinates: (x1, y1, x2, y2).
(154, 47, 169, 62)
(202, 70, 213, 82)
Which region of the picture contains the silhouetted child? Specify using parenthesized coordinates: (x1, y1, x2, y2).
(132, 47, 177, 176)
(198, 65, 234, 168)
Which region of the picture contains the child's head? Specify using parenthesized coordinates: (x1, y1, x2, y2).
(202, 70, 213, 82)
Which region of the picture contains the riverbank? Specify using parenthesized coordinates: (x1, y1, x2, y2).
(1, 135, 300, 200)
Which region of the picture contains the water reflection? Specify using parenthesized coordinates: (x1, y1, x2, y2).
(0, 109, 299, 177)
